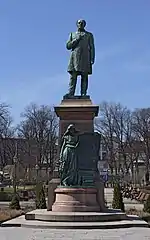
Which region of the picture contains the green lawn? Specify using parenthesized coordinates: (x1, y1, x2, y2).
(17, 185, 36, 190)
(3, 185, 36, 193)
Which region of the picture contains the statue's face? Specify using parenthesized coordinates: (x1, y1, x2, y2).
(69, 126, 75, 134)
(77, 20, 86, 31)
(67, 124, 75, 134)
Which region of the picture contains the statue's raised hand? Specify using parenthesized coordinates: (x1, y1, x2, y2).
(76, 33, 82, 41)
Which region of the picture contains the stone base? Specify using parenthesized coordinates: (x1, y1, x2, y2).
(52, 187, 100, 212)
(25, 209, 127, 222)
(95, 178, 107, 211)
(47, 178, 106, 212)
(54, 97, 99, 138)
(47, 178, 60, 211)
(63, 95, 90, 100)
(2, 212, 149, 229)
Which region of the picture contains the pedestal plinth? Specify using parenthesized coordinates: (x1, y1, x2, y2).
(52, 187, 100, 212)
(54, 96, 99, 139)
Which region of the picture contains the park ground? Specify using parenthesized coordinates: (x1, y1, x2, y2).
(0, 188, 150, 239)
(0, 227, 150, 239)
(0, 188, 144, 210)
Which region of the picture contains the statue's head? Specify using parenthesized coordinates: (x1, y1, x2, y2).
(64, 124, 78, 136)
(76, 19, 86, 31)
(67, 124, 76, 134)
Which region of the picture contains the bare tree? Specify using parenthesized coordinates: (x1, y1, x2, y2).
(0, 103, 14, 137)
(109, 102, 134, 175)
(132, 108, 150, 174)
(0, 103, 15, 169)
(17, 103, 58, 175)
(95, 102, 118, 174)
(95, 101, 135, 177)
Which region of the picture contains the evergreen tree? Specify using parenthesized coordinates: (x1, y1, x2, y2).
(143, 195, 150, 213)
(36, 183, 46, 209)
(112, 183, 125, 212)
(9, 193, 20, 210)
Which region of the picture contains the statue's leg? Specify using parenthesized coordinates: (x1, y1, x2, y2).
(81, 74, 88, 96)
(68, 72, 77, 96)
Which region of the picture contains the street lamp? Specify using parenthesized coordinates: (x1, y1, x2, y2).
(35, 163, 39, 184)
(13, 142, 18, 194)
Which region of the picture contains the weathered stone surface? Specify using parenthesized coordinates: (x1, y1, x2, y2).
(2, 214, 149, 229)
(52, 187, 100, 212)
(96, 180, 107, 211)
(47, 178, 60, 211)
(25, 209, 127, 222)
(54, 98, 99, 139)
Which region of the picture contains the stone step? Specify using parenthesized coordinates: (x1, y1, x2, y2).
(1, 215, 149, 229)
(25, 209, 127, 222)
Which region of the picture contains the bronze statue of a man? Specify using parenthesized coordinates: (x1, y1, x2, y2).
(65, 19, 95, 97)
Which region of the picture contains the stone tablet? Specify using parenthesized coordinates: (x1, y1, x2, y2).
(77, 132, 101, 186)
(77, 132, 100, 171)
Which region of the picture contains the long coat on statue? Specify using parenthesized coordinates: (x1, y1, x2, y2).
(66, 31, 95, 75)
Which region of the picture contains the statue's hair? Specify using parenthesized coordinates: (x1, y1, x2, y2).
(67, 124, 74, 130)
(64, 124, 77, 136)
(76, 19, 86, 27)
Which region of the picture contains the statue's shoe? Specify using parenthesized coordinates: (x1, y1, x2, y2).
(63, 93, 74, 99)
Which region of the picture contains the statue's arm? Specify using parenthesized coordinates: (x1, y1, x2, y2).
(60, 138, 66, 160)
(89, 33, 95, 64)
(67, 142, 79, 148)
(59, 140, 66, 175)
(66, 32, 80, 50)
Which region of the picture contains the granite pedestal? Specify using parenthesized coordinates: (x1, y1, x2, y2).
(47, 178, 60, 211)
(54, 97, 99, 139)
(47, 97, 104, 212)
(52, 187, 100, 212)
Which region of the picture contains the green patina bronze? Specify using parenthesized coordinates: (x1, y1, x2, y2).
(64, 19, 95, 97)
(59, 124, 79, 186)
(59, 124, 101, 187)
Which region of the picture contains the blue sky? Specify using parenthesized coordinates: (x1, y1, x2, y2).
(0, 0, 150, 123)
